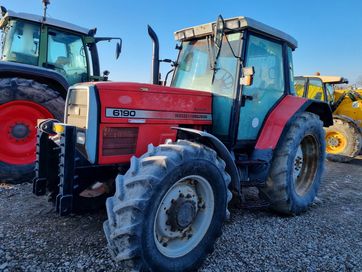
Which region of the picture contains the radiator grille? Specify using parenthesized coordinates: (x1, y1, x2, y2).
(102, 127, 138, 156)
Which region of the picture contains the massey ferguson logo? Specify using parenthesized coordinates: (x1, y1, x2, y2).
(106, 108, 212, 121)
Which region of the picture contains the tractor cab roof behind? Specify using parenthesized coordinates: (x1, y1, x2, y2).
(174, 16, 298, 49)
(0, 10, 90, 35)
(301, 75, 349, 84)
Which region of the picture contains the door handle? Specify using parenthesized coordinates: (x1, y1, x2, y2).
(241, 94, 253, 106)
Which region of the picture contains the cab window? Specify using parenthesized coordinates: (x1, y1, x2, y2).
(307, 78, 324, 101)
(47, 29, 88, 85)
(1, 20, 40, 65)
(294, 78, 306, 97)
(326, 83, 335, 102)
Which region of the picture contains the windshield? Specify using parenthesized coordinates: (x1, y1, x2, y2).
(172, 33, 241, 95)
(1, 19, 40, 65)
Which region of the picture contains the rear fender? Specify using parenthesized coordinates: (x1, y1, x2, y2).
(256, 96, 333, 151)
(0, 62, 69, 98)
(304, 100, 334, 127)
(174, 127, 240, 194)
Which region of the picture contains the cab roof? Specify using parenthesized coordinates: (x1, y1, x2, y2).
(0, 10, 90, 35)
(299, 75, 349, 84)
(174, 16, 298, 49)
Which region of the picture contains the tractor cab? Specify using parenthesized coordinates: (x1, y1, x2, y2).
(0, 7, 121, 85)
(171, 16, 297, 146)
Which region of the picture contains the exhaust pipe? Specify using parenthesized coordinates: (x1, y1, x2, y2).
(147, 25, 160, 85)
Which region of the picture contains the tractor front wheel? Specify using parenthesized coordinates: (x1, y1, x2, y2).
(104, 140, 231, 271)
(0, 78, 64, 184)
(260, 112, 325, 215)
(325, 118, 361, 163)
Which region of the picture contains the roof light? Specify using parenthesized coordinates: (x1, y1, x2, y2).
(175, 31, 186, 41)
(185, 29, 195, 39)
(225, 19, 240, 29)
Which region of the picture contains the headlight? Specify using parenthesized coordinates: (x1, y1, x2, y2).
(53, 123, 65, 134)
(76, 131, 86, 145)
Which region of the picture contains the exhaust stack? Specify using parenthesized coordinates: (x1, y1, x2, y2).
(147, 25, 160, 85)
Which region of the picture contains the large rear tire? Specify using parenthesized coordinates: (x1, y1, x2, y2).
(260, 112, 325, 215)
(0, 78, 64, 184)
(104, 140, 232, 271)
(325, 118, 361, 163)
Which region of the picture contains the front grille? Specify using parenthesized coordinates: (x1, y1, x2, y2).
(66, 88, 88, 128)
(102, 127, 138, 156)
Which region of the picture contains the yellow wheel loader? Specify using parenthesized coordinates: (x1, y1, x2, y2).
(295, 75, 362, 162)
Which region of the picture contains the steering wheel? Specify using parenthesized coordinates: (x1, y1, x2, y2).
(214, 68, 234, 91)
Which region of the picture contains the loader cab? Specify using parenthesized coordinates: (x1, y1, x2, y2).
(171, 16, 297, 147)
(294, 76, 348, 105)
(0, 10, 121, 85)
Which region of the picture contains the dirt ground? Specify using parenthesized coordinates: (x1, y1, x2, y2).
(0, 158, 362, 271)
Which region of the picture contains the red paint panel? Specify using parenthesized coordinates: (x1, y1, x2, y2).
(96, 82, 211, 124)
(255, 95, 308, 150)
(95, 82, 212, 164)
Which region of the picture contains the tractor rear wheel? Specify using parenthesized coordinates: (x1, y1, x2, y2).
(325, 118, 361, 163)
(0, 78, 64, 184)
(260, 112, 325, 215)
(104, 140, 231, 271)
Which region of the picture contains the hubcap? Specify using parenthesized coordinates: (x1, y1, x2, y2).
(292, 135, 319, 197)
(326, 131, 347, 154)
(0, 100, 53, 165)
(154, 175, 214, 258)
(11, 123, 30, 139)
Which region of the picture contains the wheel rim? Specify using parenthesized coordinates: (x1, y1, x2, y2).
(0, 100, 53, 165)
(153, 175, 214, 258)
(292, 135, 319, 197)
(325, 131, 347, 154)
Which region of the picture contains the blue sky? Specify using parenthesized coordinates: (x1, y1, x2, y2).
(2, 0, 362, 84)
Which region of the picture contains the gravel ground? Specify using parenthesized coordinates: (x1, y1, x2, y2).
(1, 159, 362, 272)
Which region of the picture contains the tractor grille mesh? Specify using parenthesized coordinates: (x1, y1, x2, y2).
(102, 127, 138, 156)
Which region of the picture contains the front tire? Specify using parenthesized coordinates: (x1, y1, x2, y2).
(104, 140, 231, 271)
(0, 78, 64, 184)
(260, 112, 325, 215)
(325, 118, 361, 163)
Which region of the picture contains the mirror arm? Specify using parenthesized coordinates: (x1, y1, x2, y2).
(94, 37, 122, 43)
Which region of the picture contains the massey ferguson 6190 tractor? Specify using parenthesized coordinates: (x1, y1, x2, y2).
(33, 16, 333, 271)
(0, 1, 121, 183)
(295, 75, 362, 162)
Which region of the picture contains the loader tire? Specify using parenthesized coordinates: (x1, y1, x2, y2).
(104, 140, 232, 271)
(0, 78, 64, 184)
(325, 118, 361, 163)
(260, 112, 325, 215)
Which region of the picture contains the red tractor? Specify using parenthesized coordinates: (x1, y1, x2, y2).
(33, 16, 333, 271)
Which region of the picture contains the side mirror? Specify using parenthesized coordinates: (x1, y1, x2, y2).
(0, 6, 7, 17)
(240, 67, 255, 86)
(214, 15, 225, 58)
(115, 39, 122, 60)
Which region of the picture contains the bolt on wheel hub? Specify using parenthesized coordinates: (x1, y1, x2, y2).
(10, 123, 30, 139)
(168, 195, 197, 231)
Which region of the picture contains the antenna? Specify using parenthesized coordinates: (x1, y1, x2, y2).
(42, 0, 50, 21)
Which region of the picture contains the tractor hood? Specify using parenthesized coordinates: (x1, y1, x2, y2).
(93, 82, 212, 124)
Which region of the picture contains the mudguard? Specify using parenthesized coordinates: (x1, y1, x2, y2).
(174, 127, 240, 195)
(0, 61, 69, 97)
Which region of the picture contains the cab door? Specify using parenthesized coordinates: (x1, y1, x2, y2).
(237, 34, 286, 141)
